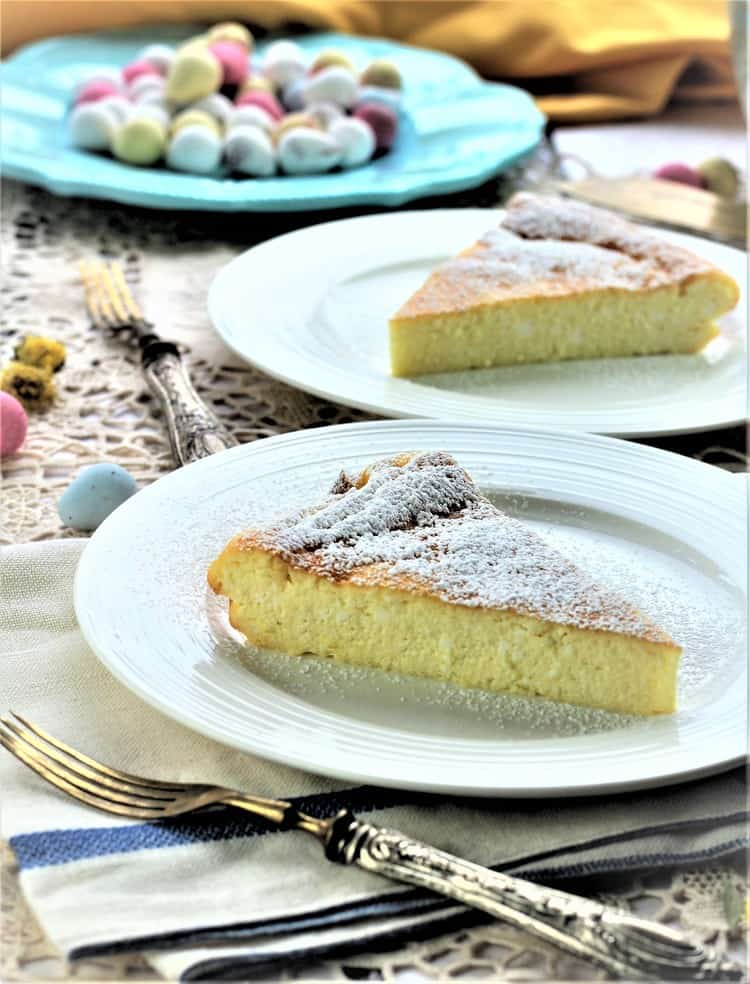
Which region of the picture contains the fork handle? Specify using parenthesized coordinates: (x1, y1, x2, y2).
(324, 812, 742, 981)
(141, 343, 238, 466)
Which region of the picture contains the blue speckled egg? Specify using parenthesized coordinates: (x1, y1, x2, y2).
(58, 463, 138, 531)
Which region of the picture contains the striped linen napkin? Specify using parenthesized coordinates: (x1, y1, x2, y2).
(2, 540, 746, 980)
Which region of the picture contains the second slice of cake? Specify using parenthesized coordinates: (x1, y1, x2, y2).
(389, 193, 739, 376)
(208, 451, 681, 715)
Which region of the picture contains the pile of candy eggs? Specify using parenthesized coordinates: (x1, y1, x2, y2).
(69, 24, 402, 177)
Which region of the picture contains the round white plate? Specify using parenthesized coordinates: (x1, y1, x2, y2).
(208, 210, 746, 437)
(76, 421, 747, 797)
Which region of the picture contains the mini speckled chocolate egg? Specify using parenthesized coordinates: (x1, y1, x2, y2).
(698, 157, 740, 198)
(209, 40, 249, 86)
(0, 392, 28, 457)
(653, 162, 704, 188)
(302, 66, 358, 108)
(273, 112, 321, 143)
(262, 40, 306, 88)
(166, 47, 222, 105)
(282, 77, 307, 112)
(192, 92, 234, 126)
(69, 102, 117, 150)
(122, 60, 161, 85)
(139, 43, 175, 75)
(97, 95, 132, 123)
(224, 125, 276, 175)
(353, 101, 397, 150)
(278, 128, 341, 174)
(133, 102, 171, 129)
(239, 74, 273, 95)
(360, 58, 402, 90)
(208, 22, 254, 51)
(111, 116, 167, 165)
(76, 78, 121, 105)
(58, 463, 138, 531)
(74, 69, 122, 100)
(171, 108, 222, 138)
(329, 116, 375, 168)
(167, 124, 222, 173)
(357, 84, 402, 111)
(129, 74, 165, 101)
(310, 49, 355, 75)
(228, 103, 275, 133)
(235, 89, 283, 120)
(305, 101, 344, 129)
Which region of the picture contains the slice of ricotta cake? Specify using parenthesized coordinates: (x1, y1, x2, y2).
(208, 452, 681, 715)
(389, 193, 739, 376)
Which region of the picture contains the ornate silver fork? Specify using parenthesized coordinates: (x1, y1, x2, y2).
(1, 712, 742, 980)
(79, 260, 237, 466)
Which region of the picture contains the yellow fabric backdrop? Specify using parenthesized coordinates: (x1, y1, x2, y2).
(1, 1, 736, 121)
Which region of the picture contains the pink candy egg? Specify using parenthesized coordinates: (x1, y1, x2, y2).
(122, 60, 161, 85)
(75, 79, 120, 104)
(209, 40, 249, 86)
(653, 162, 705, 189)
(0, 392, 28, 457)
(235, 89, 283, 121)
(353, 101, 398, 151)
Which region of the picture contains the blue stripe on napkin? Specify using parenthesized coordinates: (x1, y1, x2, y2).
(9, 784, 419, 870)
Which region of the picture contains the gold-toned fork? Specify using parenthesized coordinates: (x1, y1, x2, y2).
(1, 712, 742, 981)
(79, 261, 237, 466)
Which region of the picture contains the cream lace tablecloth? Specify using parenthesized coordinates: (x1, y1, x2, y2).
(1, 177, 746, 982)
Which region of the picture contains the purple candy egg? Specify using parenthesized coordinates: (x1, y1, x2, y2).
(353, 101, 398, 151)
(653, 162, 705, 189)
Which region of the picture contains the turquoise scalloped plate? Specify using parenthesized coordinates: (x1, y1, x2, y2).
(0, 26, 545, 211)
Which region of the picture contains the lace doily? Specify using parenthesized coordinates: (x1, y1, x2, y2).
(1, 176, 746, 981)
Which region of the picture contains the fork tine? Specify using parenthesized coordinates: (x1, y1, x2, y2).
(7, 713, 191, 793)
(0, 722, 176, 810)
(0, 727, 168, 820)
(108, 262, 144, 322)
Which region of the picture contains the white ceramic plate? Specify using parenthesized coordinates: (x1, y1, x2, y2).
(208, 210, 746, 437)
(75, 421, 747, 797)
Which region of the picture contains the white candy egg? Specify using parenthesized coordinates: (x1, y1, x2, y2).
(228, 104, 275, 133)
(261, 40, 306, 88)
(97, 95, 133, 124)
(224, 125, 276, 176)
(132, 101, 171, 129)
(278, 128, 341, 174)
(302, 66, 358, 109)
(191, 92, 234, 126)
(69, 102, 116, 150)
(129, 74, 165, 100)
(305, 100, 344, 129)
(281, 77, 306, 111)
(329, 116, 375, 168)
(166, 124, 222, 173)
(140, 43, 176, 75)
(357, 84, 402, 111)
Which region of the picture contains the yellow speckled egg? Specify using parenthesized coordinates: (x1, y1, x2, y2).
(166, 48, 222, 104)
(273, 112, 321, 143)
(310, 49, 354, 74)
(111, 116, 166, 165)
(698, 157, 741, 198)
(360, 58, 402, 90)
(208, 22, 254, 51)
(171, 108, 222, 138)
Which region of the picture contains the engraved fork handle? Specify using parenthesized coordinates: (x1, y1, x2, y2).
(324, 812, 743, 981)
(141, 342, 238, 466)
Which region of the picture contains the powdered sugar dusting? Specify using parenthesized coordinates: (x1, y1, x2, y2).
(393, 192, 715, 317)
(244, 452, 671, 643)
